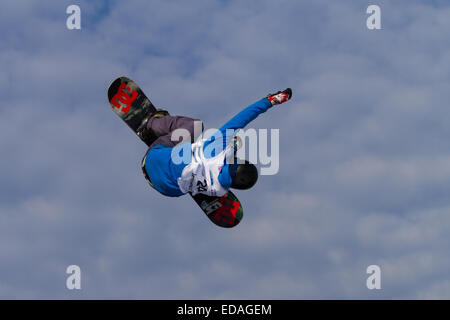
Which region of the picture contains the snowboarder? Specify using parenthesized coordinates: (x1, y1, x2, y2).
(139, 89, 292, 198)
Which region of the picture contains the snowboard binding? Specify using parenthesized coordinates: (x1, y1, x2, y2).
(137, 109, 170, 146)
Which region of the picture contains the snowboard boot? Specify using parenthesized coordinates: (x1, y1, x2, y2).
(267, 88, 292, 106)
(137, 108, 170, 146)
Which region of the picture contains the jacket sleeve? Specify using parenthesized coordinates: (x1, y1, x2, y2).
(218, 97, 272, 133)
(203, 97, 272, 154)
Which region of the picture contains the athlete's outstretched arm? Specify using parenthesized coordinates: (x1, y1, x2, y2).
(203, 98, 272, 153)
(203, 89, 292, 154)
(219, 97, 272, 134)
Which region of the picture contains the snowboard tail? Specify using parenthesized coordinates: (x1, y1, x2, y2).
(192, 192, 243, 228)
(108, 76, 244, 228)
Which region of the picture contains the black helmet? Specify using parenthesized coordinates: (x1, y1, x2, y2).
(228, 160, 258, 190)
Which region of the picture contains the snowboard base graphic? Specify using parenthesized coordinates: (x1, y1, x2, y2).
(107, 76, 243, 228)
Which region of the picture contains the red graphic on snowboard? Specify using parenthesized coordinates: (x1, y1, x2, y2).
(210, 196, 241, 226)
(110, 82, 138, 114)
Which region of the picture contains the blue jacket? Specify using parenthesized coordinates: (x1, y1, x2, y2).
(144, 97, 272, 197)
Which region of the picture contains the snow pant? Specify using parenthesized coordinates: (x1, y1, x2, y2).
(146, 115, 204, 149)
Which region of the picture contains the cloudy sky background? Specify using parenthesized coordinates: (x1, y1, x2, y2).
(1, 0, 450, 298)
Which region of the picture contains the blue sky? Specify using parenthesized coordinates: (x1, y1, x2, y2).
(1, 0, 450, 298)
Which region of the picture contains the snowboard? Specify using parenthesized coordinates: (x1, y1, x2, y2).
(107, 76, 244, 228)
